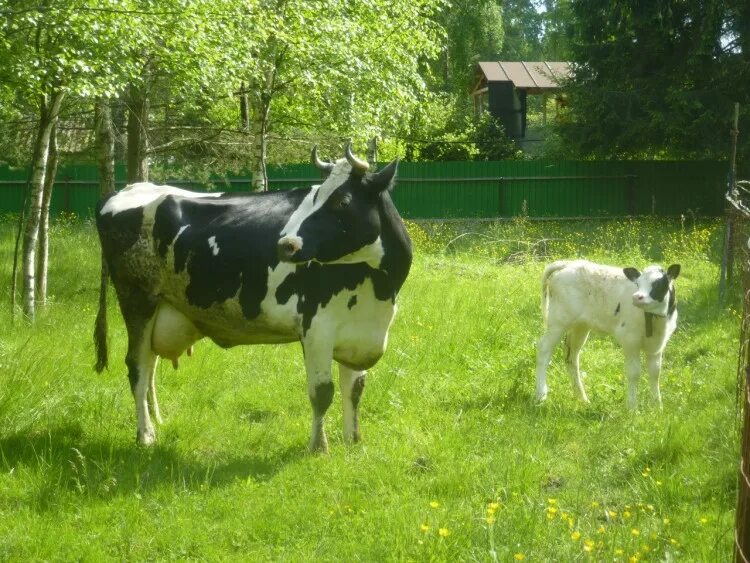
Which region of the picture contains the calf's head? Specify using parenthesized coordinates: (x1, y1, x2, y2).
(623, 264, 681, 316)
(277, 143, 398, 267)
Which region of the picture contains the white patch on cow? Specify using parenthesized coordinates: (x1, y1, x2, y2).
(99, 182, 222, 216)
(173, 225, 189, 244)
(280, 162, 351, 238)
(329, 237, 385, 268)
(208, 235, 220, 256)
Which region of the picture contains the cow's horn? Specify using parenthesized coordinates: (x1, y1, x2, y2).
(345, 142, 369, 174)
(311, 146, 334, 173)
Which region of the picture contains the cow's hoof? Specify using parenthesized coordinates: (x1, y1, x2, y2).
(137, 429, 156, 446)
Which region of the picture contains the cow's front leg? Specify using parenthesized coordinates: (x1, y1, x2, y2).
(646, 351, 663, 408)
(338, 363, 366, 444)
(302, 336, 335, 453)
(623, 347, 641, 410)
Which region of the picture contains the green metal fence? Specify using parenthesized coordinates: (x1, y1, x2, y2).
(0, 160, 727, 219)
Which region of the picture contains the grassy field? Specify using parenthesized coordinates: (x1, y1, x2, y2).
(0, 214, 741, 561)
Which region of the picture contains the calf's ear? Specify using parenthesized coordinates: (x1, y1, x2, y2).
(623, 267, 641, 282)
(667, 264, 681, 279)
(364, 158, 399, 193)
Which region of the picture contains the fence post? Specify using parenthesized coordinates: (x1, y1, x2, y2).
(497, 177, 504, 217)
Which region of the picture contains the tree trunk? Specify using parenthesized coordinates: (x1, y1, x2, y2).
(94, 97, 116, 371)
(36, 121, 59, 306)
(21, 90, 64, 321)
(126, 84, 150, 184)
(249, 90, 270, 192)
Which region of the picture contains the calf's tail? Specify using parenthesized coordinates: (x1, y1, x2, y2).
(94, 249, 109, 373)
(540, 260, 571, 325)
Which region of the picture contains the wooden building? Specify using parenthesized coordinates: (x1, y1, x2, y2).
(471, 61, 571, 141)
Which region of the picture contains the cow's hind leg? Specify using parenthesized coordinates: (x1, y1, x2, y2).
(564, 324, 591, 403)
(119, 288, 159, 445)
(338, 363, 366, 444)
(302, 337, 334, 453)
(148, 361, 163, 424)
(536, 326, 565, 402)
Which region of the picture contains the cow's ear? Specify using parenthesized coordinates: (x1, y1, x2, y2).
(623, 267, 640, 282)
(667, 264, 681, 279)
(365, 158, 399, 193)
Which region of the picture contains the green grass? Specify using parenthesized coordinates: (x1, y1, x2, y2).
(0, 214, 740, 561)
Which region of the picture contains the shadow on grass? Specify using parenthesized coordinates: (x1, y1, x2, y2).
(0, 422, 305, 510)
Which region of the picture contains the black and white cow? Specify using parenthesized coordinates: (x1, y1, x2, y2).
(535, 260, 680, 409)
(94, 144, 412, 452)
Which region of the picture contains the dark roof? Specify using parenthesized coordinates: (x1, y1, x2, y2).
(474, 62, 571, 94)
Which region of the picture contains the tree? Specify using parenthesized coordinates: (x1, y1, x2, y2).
(555, 0, 750, 161)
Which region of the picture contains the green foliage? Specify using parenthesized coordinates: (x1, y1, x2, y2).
(0, 216, 739, 560)
(471, 113, 523, 160)
(556, 0, 750, 161)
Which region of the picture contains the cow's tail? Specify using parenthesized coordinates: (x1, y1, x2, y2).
(94, 249, 109, 373)
(541, 260, 571, 325)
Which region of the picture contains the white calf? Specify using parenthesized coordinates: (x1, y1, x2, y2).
(535, 260, 680, 409)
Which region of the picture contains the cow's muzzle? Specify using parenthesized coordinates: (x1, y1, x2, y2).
(277, 235, 302, 262)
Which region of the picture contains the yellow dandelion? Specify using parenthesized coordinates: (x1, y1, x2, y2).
(656, 480, 663, 486)
(488, 502, 500, 511)
(629, 555, 640, 563)
(567, 516, 575, 527)
(597, 525, 606, 534)
(547, 506, 558, 514)
(430, 501, 440, 509)
(583, 544, 593, 552)
(670, 538, 679, 546)
(548, 498, 558, 505)
(663, 517, 670, 525)
(591, 501, 600, 508)
(486, 516, 496, 525)
(487, 506, 498, 516)
(420, 524, 430, 533)
(571, 531, 581, 541)
(438, 527, 450, 538)
(646, 504, 654, 511)
(700, 517, 708, 524)
(608, 510, 618, 518)
(631, 528, 640, 536)
(623, 511, 631, 519)
(642, 544, 651, 552)
(615, 548, 624, 556)
(514, 554, 525, 561)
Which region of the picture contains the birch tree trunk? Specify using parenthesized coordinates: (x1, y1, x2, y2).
(249, 90, 270, 192)
(21, 90, 64, 321)
(36, 121, 58, 306)
(126, 84, 150, 184)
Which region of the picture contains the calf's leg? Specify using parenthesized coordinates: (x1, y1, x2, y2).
(536, 326, 565, 401)
(646, 352, 663, 408)
(338, 363, 366, 444)
(623, 347, 641, 410)
(564, 325, 591, 402)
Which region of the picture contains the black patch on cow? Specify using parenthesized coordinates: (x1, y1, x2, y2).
(311, 381, 334, 416)
(351, 374, 366, 408)
(347, 295, 357, 309)
(614, 303, 620, 315)
(276, 262, 393, 334)
(125, 356, 140, 393)
(95, 201, 145, 269)
(649, 274, 670, 303)
(153, 196, 181, 258)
